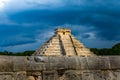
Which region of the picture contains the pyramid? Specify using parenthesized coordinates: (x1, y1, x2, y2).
(33, 28, 95, 56)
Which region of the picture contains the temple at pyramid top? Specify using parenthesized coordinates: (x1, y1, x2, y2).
(33, 28, 95, 56)
(55, 28, 71, 35)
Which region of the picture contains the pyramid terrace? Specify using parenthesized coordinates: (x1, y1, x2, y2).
(33, 28, 95, 56)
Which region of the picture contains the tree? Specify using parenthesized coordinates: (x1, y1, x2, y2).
(90, 43, 120, 55)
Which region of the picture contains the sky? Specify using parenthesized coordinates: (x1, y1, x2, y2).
(0, 0, 120, 52)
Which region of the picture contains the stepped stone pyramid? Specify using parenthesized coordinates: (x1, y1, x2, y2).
(33, 28, 95, 56)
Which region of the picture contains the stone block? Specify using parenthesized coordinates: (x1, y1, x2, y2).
(16, 71, 26, 80)
(87, 56, 101, 70)
(65, 57, 77, 69)
(13, 56, 28, 71)
(0, 56, 13, 72)
(0, 74, 13, 80)
(42, 71, 58, 80)
(49, 57, 65, 70)
(109, 56, 120, 69)
(79, 57, 88, 70)
(99, 56, 110, 69)
(81, 71, 94, 80)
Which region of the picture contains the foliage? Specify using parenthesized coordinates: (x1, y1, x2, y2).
(0, 43, 120, 56)
(90, 43, 120, 55)
(0, 50, 35, 56)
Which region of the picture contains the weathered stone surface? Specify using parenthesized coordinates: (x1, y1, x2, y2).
(82, 71, 94, 80)
(79, 57, 88, 70)
(16, 71, 26, 80)
(109, 56, 120, 69)
(0, 75, 13, 80)
(27, 76, 35, 80)
(114, 70, 120, 80)
(99, 56, 110, 70)
(87, 56, 101, 70)
(13, 56, 28, 71)
(33, 28, 94, 56)
(0, 28, 120, 80)
(60, 70, 81, 80)
(65, 57, 78, 69)
(0, 56, 13, 72)
(49, 56, 65, 70)
(0, 56, 120, 79)
(42, 71, 58, 80)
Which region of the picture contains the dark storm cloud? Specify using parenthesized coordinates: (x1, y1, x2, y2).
(0, 39, 36, 47)
(0, 0, 120, 51)
(9, 6, 120, 40)
(0, 25, 37, 47)
(80, 34, 91, 39)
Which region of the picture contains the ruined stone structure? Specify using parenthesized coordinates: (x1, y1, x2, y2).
(0, 28, 120, 80)
(33, 28, 94, 56)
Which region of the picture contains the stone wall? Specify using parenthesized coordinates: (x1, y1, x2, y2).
(0, 56, 120, 80)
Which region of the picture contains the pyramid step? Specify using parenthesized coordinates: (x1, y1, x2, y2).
(46, 48, 61, 51)
(73, 43, 84, 46)
(62, 42, 73, 44)
(51, 39, 59, 41)
(43, 50, 60, 52)
(47, 47, 61, 49)
(49, 43, 60, 45)
(76, 48, 90, 51)
(45, 50, 62, 52)
(63, 44, 74, 46)
(43, 53, 61, 55)
(48, 45, 61, 47)
(46, 46, 61, 49)
(33, 28, 95, 56)
(61, 40, 72, 42)
(44, 52, 62, 54)
(45, 52, 62, 54)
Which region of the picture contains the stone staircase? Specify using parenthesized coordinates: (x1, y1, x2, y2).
(33, 28, 95, 56)
(59, 34, 76, 56)
(70, 35, 94, 56)
(42, 35, 63, 56)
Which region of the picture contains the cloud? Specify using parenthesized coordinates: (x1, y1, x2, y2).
(0, 0, 11, 11)
(0, 39, 36, 47)
(0, 0, 120, 12)
(0, 0, 120, 52)
(1, 0, 63, 13)
(0, 29, 55, 52)
(0, 42, 39, 52)
(0, 33, 36, 47)
(79, 32, 96, 39)
(8, 8, 120, 40)
(35, 29, 54, 42)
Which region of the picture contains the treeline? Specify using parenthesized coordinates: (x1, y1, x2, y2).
(0, 43, 120, 56)
(90, 43, 120, 55)
(0, 50, 35, 56)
